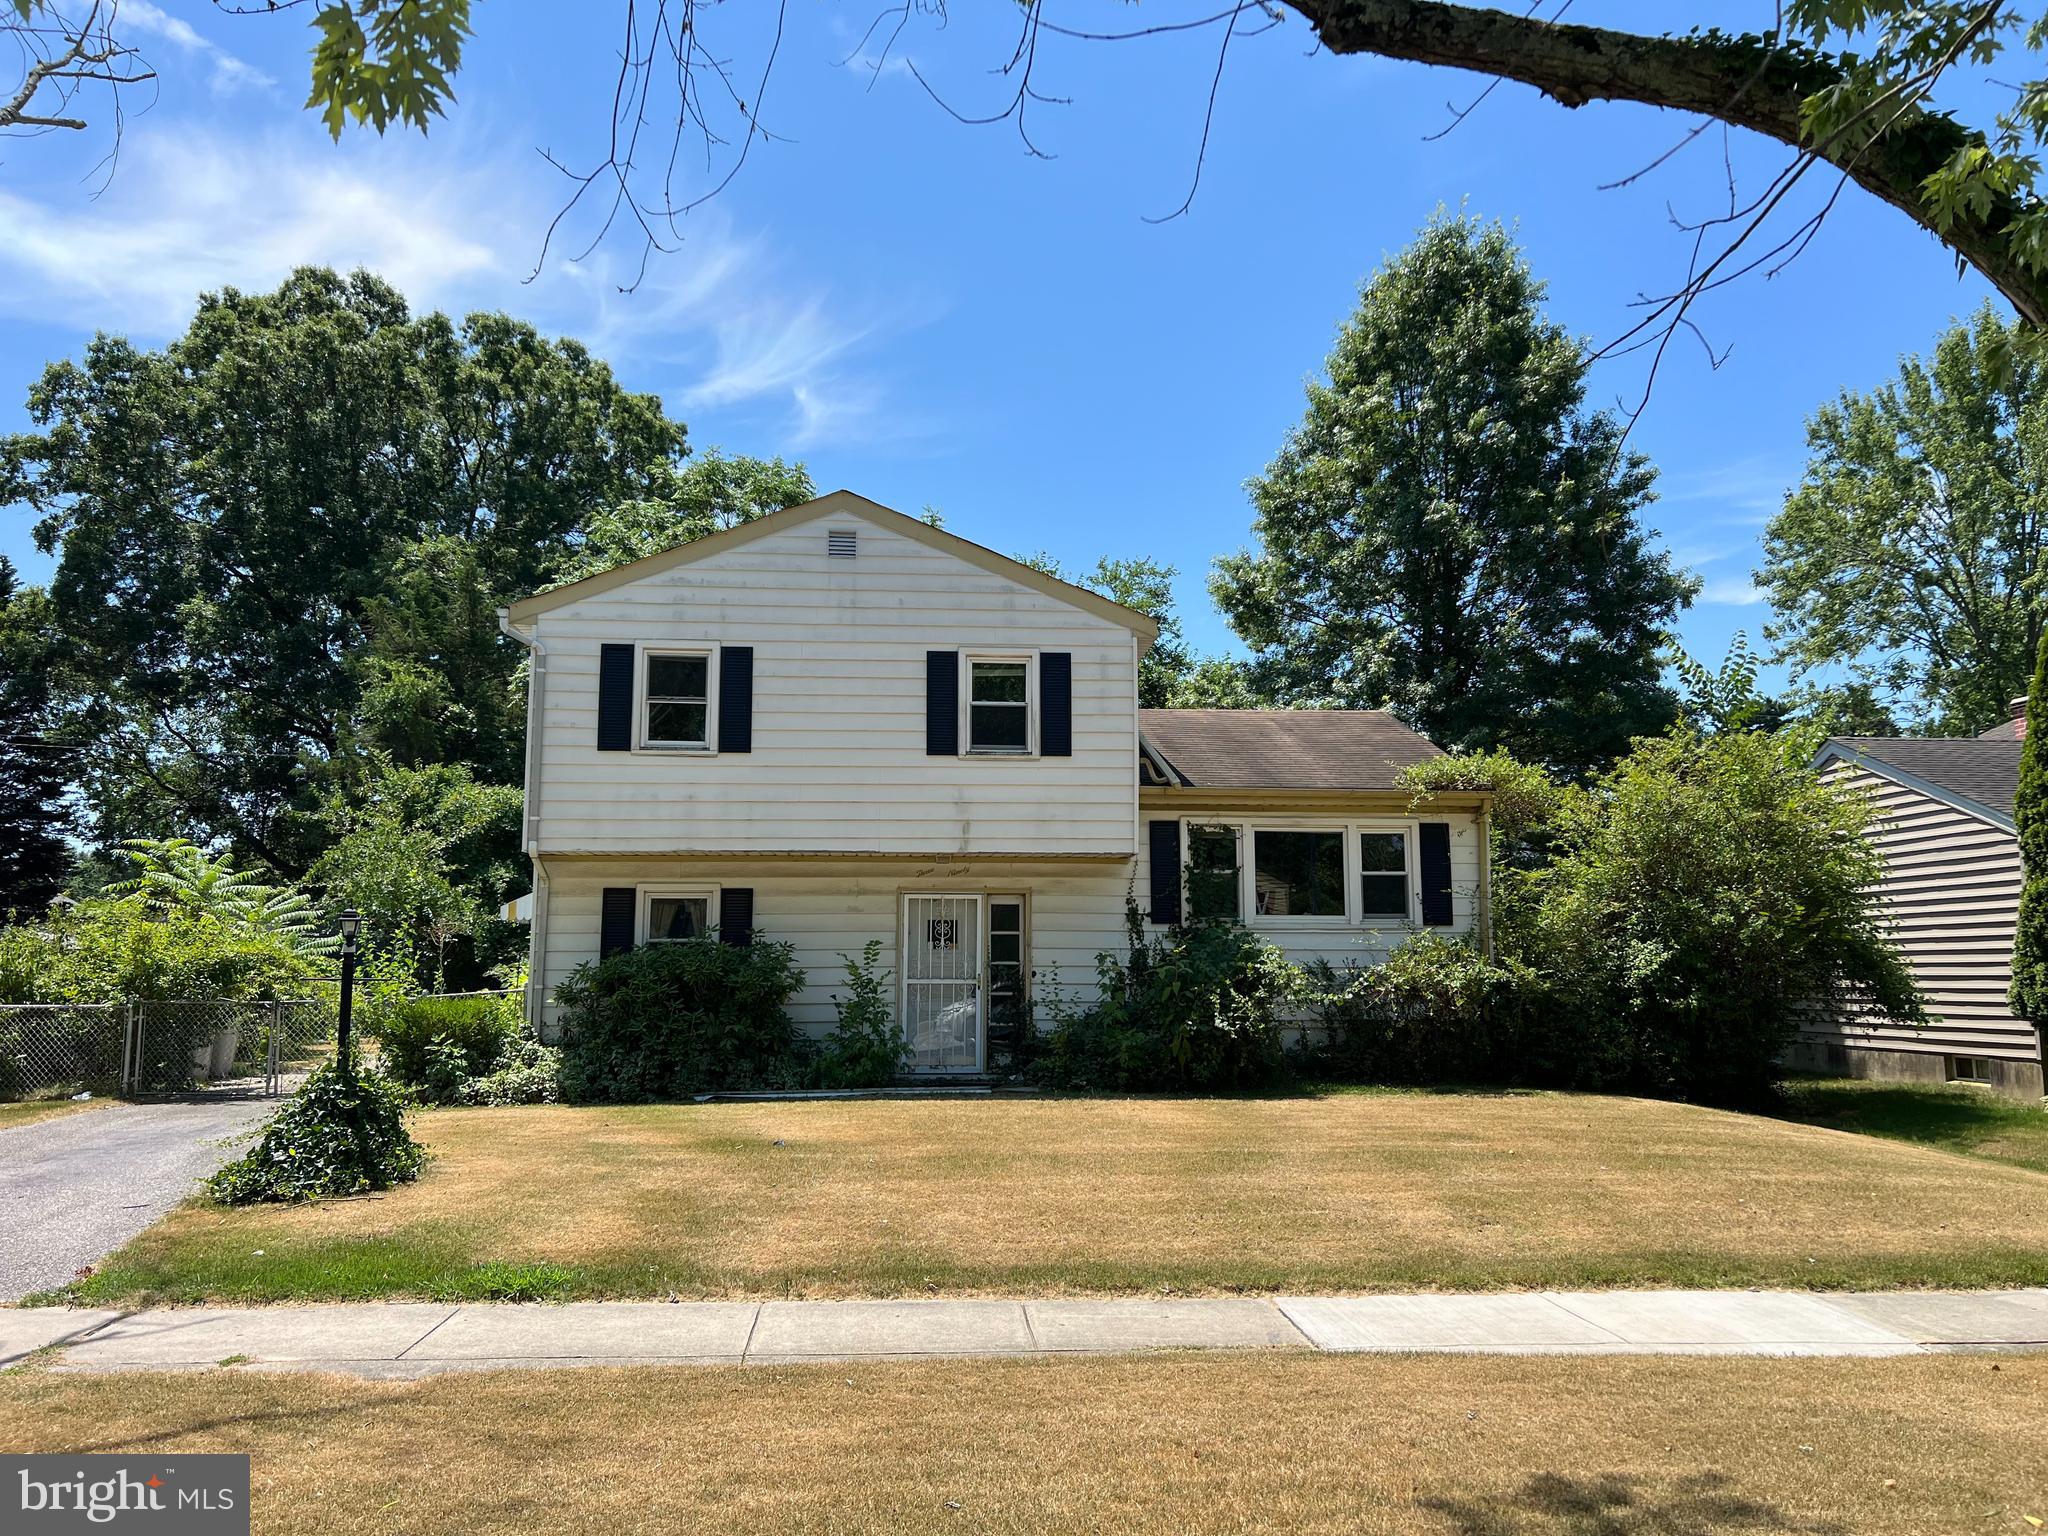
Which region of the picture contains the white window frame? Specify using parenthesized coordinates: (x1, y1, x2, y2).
(637, 643, 719, 753)
(961, 651, 1037, 758)
(1171, 817, 1422, 931)
(1354, 825, 1418, 924)
(638, 885, 721, 945)
(1947, 1054, 1995, 1085)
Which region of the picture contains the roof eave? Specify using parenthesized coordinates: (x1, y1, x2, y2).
(1813, 740, 2018, 834)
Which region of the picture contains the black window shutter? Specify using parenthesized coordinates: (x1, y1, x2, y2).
(1148, 820, 1182, 925)
(1041, 652, 1072, 757)
(597, 644, 635, 752)
(718, 645, 754, 753)
(926, 650, 960, 756)
(1419, 822, 1454, 927)
(720, 887, 755, 947)
(600, 887, 637, 957)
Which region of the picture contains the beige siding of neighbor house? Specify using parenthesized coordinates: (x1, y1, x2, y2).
(1810, 760, 2039, 1068)
(519, 508, 1141, 859)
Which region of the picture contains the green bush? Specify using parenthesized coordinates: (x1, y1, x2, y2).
(1036, 903, 1300, 1091)
(207, 1064, 426, 1204)
(1518, 727, 1924, 1103)
(554, 938, 808, 1101)
(814, 941, 907, 1089)
(0, 902, 327, 1004)
(448, 1037, 563, 1105)
(1298, 935, 1612, 1087)
(372, 993, 521, 1091)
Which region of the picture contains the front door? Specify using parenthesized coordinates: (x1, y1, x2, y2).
(902, 894, 983, 1073)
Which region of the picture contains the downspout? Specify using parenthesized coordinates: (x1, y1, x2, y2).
(498, 607, 548, 1033)
(1476, 799, 1496, 962)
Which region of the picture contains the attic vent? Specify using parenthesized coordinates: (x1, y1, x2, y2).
(827, 529, 858, 559)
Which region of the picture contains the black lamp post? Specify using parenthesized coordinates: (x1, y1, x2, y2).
(335, 910, 362, 1077)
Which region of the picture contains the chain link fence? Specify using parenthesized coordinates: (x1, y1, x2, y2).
(0, 997, 339, 1101)
(0, 1004, 126, 1100)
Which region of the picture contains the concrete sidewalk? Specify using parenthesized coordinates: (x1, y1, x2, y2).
(5, 1289, 2047, 1378)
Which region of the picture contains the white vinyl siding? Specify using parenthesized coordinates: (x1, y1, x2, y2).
(537, 857, 1132, 1039)
(1812, 760, 2038, 1064)
(527, 513, 1137, 856)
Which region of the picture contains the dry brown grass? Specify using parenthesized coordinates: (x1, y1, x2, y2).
(76, 1091, 2048, 1303)
(0, 1098, 105, 1131)
(3, 1352, 2044, 1533)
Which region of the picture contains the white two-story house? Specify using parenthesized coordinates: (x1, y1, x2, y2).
(498, 490, 1492, 1073)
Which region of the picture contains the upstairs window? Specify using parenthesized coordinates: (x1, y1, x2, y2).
(1358, 831, 1410, 919)
(968, 658, 1031, 754)
(644, 652, 710, 748)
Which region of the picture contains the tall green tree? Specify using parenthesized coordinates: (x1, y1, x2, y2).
(1760, 305, 2048, 736)
(0, 555, 72, 915)
(1, 267, 687, 871)
(2011, 628, 2048, 1030)
(551, 450, 815, 587)
(1212, 214, 1694, 775)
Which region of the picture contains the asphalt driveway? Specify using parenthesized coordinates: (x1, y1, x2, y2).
(0, 1095, 277, 1301)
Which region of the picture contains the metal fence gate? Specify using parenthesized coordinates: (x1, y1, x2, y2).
(0, 997, 337, 1101)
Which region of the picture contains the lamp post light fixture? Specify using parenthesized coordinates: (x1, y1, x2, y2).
(336, 909, 362, 1077)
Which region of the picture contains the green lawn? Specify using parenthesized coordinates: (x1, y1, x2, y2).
(1774, 1076, 2048, 1173)
(53, 1088, 2048, 1306)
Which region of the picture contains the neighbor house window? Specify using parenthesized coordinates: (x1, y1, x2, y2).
(1252, 829, 1345, 918)
(1187, 824, 1243, 922)
(644, 889, 715, 943)
(1947, 1055, 1994, 1084)
(987, 898, 1027, 1029)
(644, 652, 710, 748)
(1358, 831, 1410, 919)
(968, 658, 1031, 753)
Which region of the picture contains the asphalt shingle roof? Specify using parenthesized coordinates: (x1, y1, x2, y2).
(1828, 736, 2025, 819)
(1138, 709, 1443, 791)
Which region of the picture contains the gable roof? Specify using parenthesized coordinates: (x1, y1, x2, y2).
(502, 489, 1159, 645)
(1817, 736, 2024, 831)
(1139, 708, 1444, 791)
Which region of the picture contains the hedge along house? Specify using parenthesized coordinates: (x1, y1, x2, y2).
(1806, 718, 2045, 1100)
(497, 491, 1491, 1075)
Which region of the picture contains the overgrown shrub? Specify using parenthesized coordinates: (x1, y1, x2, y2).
(1519, 727, 1925, 1103)
(448, 1036, 563, 1106)
(1035, 903, 1300, 1091)
(1298, 934, 1613, 1087)
(815, 941, 907, 1088)
(0, 902, 327, 1005)
(207, 1064, 426, 1204)
(554, 937, 808, 1101)
(373, 993, 520, 1089)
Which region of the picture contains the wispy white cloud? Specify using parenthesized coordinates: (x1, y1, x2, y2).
(1658, 455, 1796, 517)
(1700, 578, 1766, 606)
(122, 0, 276, 96)
(0, 123, 929, 449)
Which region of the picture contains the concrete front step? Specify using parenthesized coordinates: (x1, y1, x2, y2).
(4, 1289, 2044, 1379)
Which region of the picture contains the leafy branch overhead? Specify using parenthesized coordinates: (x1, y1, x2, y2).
(18, 1, 2048, 337)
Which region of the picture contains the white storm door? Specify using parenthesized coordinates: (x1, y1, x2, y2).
(902, 894, 984, 1073)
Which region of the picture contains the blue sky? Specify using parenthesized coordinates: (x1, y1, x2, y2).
(0, 1, 2002, 687)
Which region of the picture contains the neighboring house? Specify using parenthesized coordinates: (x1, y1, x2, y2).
(497, 490, 1490, 1074)
(1807, 716, 2044, 1099)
